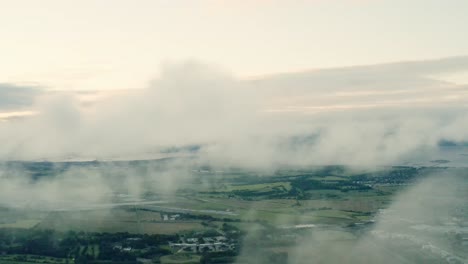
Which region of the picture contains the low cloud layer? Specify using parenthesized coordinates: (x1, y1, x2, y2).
(235, 172, 468, 263)
(294, 174, 467, 263)
(1, 57, 468, 167)
(1, 57, 467, 263)
(0, 159, 193, 210)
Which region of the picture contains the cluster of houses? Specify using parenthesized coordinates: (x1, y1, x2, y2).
(162, 214, 180, 221)
(169, 236, 236, 253)
(112, 237, 143, 252)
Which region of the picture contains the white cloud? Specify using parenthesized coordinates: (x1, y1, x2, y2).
(0, 57, 467, 167)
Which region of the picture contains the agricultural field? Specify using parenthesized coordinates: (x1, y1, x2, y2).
(160, 254, 201, 264)
(0, 165, 426, 235)
(0, 162, 466, 263)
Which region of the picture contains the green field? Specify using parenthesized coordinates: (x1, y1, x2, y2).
(0, 255, 67, 264)
(4, 175, 394, 235)
(160, 254, 201, 264)
(224, 181, 291, 192)
(1, 165, 461, 263)
(0, 219, 42, 229)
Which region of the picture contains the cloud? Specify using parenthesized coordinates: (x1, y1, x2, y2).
(0, 158, 194, 211)
(286, 172, 467, 263)
(0, 57, 468, 257)
(0, 83, 43, 111)
(0, 57, 467, 167)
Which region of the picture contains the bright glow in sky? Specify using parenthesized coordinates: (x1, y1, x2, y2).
(1, 0, 467, 91)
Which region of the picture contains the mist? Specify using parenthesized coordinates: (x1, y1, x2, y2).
(1, 57, 468, 208)
(0, 57, 468, 167)
(236, 171, 468, 264)
(1, 57, 468, 263)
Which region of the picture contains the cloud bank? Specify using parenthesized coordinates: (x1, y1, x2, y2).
(0, 57, 468, 168)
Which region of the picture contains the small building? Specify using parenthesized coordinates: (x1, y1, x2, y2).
(186, 238, 199, 243)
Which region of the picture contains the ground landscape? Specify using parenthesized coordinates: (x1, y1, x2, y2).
(0, 159, 466, 264)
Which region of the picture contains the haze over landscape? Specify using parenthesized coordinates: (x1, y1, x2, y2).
(0, 1, 467, 264)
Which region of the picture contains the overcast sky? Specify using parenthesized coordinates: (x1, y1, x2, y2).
(1, 0, 468, 163)
(1, 0, 468, 91)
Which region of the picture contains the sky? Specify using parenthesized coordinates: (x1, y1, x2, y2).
(1, 0, 468, 164)
(1, 0, 468, 91)
(1, 4, 467, 262)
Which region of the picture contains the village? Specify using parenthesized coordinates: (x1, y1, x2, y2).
(169, 235, 237, 253)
